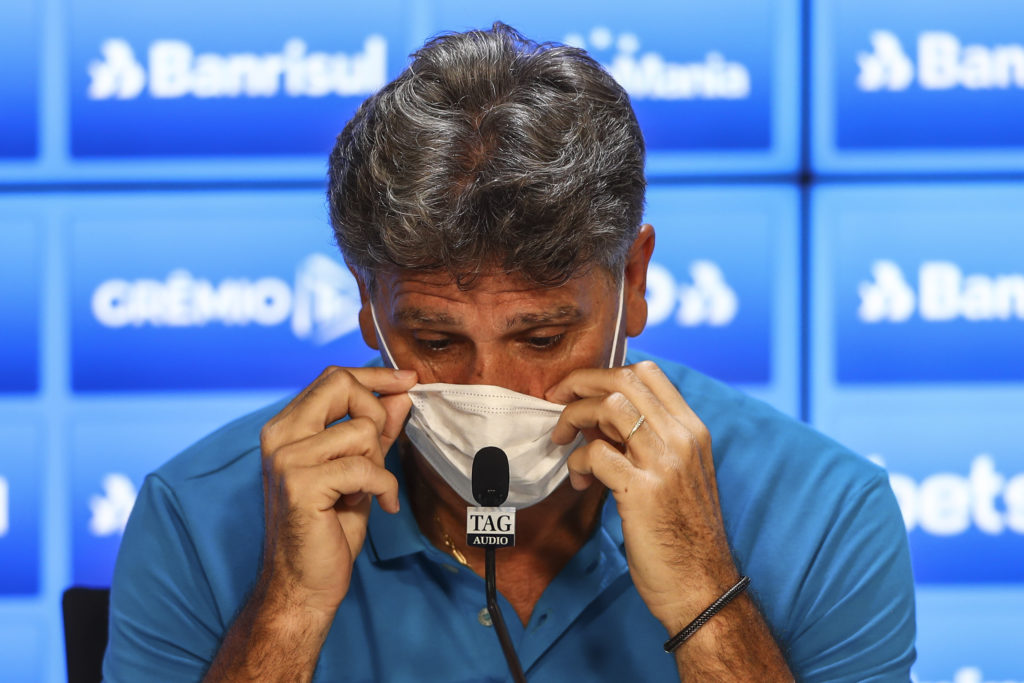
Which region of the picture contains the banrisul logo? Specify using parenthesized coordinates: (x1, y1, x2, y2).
(857, 30, 1024, 93)
(563, 27, 751, 101)
(87, 36, 386, 101)
(859, 260, 1024, 324)
(89, 253, 360, 345)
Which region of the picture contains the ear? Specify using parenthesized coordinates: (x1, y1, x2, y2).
(623, 224, 655, 338)
(350, 265, 379, 350)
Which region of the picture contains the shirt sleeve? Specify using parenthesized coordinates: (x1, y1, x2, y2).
(103, 474, 226, 682)
(787, 472, 916, 683)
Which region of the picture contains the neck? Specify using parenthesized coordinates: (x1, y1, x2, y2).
(400, 436, 607, 619)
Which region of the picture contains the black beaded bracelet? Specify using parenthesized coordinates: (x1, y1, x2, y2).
(663, 575, 751, 654)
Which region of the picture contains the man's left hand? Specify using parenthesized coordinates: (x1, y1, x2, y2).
(546, 360, 740, 632)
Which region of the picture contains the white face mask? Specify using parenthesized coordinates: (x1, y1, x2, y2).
(371, 281, 626, 509)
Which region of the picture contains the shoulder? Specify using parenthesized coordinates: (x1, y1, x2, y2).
(152, 395, 291, 486)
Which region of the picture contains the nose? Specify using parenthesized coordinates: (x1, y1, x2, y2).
(462, 347, 544, 398)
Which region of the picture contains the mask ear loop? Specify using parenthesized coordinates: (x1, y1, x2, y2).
(369, 300, 398, 369)
(607, 278, 627, 369)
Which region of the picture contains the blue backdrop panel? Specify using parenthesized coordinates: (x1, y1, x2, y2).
(813, 0, 1024, 173)
(814, 184, 1024, 384)
(0, 0, 38, 159)
(636, 185, 799, 416)
(0, 422, 42, 595)
(68, 192, 375, 391)
(434, 0, 800, 176)
(914, 587, 1024, 683)
(67, 0, 410, 158)
(0, 619, 46, 683)
(0, 218, 40, 392)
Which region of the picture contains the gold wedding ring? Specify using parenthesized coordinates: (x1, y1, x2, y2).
(625, 414, 646, 443)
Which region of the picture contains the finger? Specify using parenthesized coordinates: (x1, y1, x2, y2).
(378, 392, 413, 455)
(551, 393, 641, 446)
(267, 367, 417, 446)
(274, 416, 386, 469)
(546, 366, 673, 430)
(629, 360, 691, 417)
(566, 439, 638, 495)
(293, 456, 401, 514)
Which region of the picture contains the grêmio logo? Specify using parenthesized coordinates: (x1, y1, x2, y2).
(89, 253, 361, 346)
(857, 30, 1024, 93)
(871, 454, 1024, 537)
(87, 36, 386, 100)
(858, 260, 1024, 324)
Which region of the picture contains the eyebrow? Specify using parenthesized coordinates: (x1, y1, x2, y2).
(391, 305, 584, 330)
(393, 307, 461, 326)
(505, 306, 584, 330)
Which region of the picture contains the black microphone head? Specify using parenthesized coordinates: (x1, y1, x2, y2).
(472, 447, 509, 506)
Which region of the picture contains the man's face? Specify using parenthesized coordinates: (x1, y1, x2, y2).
(361, 267, 623, 399)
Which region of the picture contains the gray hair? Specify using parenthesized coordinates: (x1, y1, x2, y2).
(327, 22, 646, 289)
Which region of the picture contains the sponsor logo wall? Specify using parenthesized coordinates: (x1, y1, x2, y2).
(2, 2, 1024, 681)
(812, 183, 1024, 681)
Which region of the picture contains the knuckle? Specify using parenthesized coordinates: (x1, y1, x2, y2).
(602, 391, 631, 414)
(260, 419, 283, 450)
(348, 416, 380, 443)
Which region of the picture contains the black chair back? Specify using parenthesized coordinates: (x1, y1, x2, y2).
(62, 587, 110, 683)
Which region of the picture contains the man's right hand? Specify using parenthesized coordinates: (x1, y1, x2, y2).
(204, 366, 416, 682)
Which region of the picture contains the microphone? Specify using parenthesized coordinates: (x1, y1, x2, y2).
(470, 447, 526, 683)
(472, 446, 510, 507)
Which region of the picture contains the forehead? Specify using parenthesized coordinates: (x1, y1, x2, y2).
(374, 267, 614, 321)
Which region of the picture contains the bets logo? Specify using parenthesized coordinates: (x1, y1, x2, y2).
(88, 473, 137, 537)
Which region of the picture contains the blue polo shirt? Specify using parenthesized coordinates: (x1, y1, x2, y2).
(103, 351, 916, 681)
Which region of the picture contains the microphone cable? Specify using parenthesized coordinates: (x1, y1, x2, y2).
(471, 447, 527, 683)
(485, 547, 526, 683)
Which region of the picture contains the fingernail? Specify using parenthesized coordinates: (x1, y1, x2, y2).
(394, 369, 416, 381)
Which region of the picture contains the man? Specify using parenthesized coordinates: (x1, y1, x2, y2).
(104, 24, 915, 682)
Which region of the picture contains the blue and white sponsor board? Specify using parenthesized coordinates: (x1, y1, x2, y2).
(834, 408, 1024, 584)
(814, 184, 1024, 384)
(68, 0, 409, 159)
(70, 408, 263, 586)
(0, 0, 38, 159)
(812, 183, 1024, 585)
(813, 0, 1024, 173)
(69, 192, 374, 391)
(0, 219, 40, 393)
(429, 0, 801, 176)
(0, 423, 41, 595)
(635, 185, 799, 417)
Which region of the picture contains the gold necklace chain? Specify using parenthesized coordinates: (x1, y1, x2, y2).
(434, 512, 471, 568)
